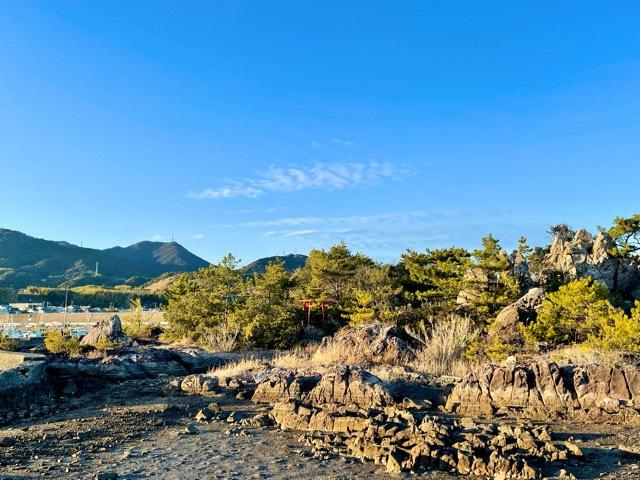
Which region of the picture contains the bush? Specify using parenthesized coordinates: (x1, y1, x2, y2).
(587, 301, 640, 352)
(407, 315, 479, 376)
(527, 278, 612, 346)
(44, 330, 82, 356)
(0, 334, 19, 351)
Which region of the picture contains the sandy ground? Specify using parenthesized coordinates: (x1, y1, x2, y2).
(1, 380, 640, 480)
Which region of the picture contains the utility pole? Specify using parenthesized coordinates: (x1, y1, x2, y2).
(63, 287, 69, 332)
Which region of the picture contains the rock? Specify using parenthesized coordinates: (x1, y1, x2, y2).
(180, 374, 219, 395)
(314, 324, 420, 364)
(446, 360, 640, 420)
(184, 423, 200, 435)
(545, 230, 640, 297)
(96, 472, 118, 480)
(0, 436, 16, 447)
(488, 288, 545, 350)
(81, 315, 124, 346)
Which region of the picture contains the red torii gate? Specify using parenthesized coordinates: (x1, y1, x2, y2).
(298, 299, 335, 327)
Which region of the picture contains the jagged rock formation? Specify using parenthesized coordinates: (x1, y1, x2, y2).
(252, 365, 395, 409)
(544, 230, 640, 296)
(314, 324, 419, 364)
(488, 288, 545, 348)
(80, 315, 124, 346)
(445, 361, 640, 421)
(272, 400, 581, 477)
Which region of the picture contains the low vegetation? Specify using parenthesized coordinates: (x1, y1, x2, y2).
(161, 213, 640, 373)
(43, 330, 82, 356)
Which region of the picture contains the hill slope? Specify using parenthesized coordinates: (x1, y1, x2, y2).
(0, 229, 210, 288)
(242, 254, 308, 276)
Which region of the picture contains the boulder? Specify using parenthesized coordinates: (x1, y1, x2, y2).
(81, 315, 124, 346)
(314, 324, 419, 364)
(488, 288, 545, 349)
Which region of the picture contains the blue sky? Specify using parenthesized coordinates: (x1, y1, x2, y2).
(1, 2, 639, 264)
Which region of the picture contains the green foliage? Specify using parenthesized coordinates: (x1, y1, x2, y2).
(399, 247, 470, 315)
(164, 254, 245, 342)
(587, 301, 640, 352)
(0, 287, 17, 304)
(0, 334, 19, 351)
(93, 336, 116, 353)
(23, 285, 163, 309)
(608, 214, 640, 257)
(463, 235, 520, 320)
(346, 265, 402, 326)
(240, 261, 299, 349)
(516, 236, 533, 258)
(44, 330, 82, 356)
(547, 223, 575, 242)
(123, 297, 157, 339)
(527, 278, 612, 346)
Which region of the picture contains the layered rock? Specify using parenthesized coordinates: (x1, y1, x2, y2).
(47, 346, 227, 382)
(252, 365, 394, 409)
(446, 361, 640, 420)
(270, 397, 581, 477)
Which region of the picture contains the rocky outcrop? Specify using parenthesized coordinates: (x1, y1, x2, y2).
(81, 315, 124, 346)
(47, 346, 227, 382)
(488, 288, 545, 348)
(545, 230, 640, 296)
(270, 397, 581, 477)
(314, 324, 419, 364)
(0, 352, 53, 424)
(446, 361, 640, 420)
(252, 365, 394, 409)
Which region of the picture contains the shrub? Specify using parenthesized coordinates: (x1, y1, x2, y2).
(93, 336, 116, 353)
(200, 324, 240, 352)
(0, 334, 19, 352)
(527, 278, 612, 346)
(44, 330, 82, 356)
(587, 301, 640, 352)
(408, 315, 479, 376)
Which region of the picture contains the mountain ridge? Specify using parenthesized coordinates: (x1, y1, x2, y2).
(0, 228, 210, 289)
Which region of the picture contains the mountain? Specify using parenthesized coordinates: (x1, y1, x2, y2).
(0, 229, 210, 289)
(242, 254, 308, 276)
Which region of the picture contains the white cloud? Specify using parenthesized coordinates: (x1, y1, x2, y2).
(310, 141, 322, 149)
(235, 211, 428, 228)
(190, 161, 401, 200)
(150, 234, 164, 241)
(332, 138, 356, 147)
(194, 233, 206, 239)
(284, 229, 317, 237)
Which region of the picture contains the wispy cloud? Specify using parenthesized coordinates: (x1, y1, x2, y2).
(310, 141, 322, 149)
(332, 138, 356, 147)
(150, 234, 164, 241)
(189, 161, 402, 200)
(234, 211, 428, 228)
(284, 229, 317, 237)
(194, 233, 206, 239)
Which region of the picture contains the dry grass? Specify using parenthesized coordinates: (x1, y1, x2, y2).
(273, 344, 317, 369)
(544, 344, 628, 367)
(407, 315, 479, 377)
(201, 324, 240, 352)
(310, 335, 408, 366)
(208, 357, 266, 378)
